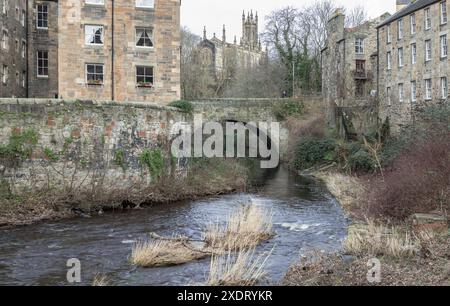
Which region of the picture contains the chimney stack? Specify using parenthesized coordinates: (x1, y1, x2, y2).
(396, 0, 412, 12)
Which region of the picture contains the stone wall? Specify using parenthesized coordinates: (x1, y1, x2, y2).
(0, 98, 186, 193)
(0, 0, 27, 98)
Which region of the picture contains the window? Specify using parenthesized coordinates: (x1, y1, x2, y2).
(136, 28, 154, 48)
(2, 65, 8, 84)
(15, 71, 19, 85)
(15, 39, 18, 52)
(136, 0, 154, 8)
(2, 30, 8, 50)
(14, 6, 18, 21)
(410, 13, 416, 35)
(425, 8, 431, 30)
(441, 1, 448, 24)
(136, 66, 154, 87)
(21, 41, 26, 58)
(85, 25, 104, 45)
(21, 9, 25, 26)
(398, 19, 403, 39)
(387, 87, 392, 106)
(398, 48, 404, 67)
(441, 77, 448, 99)
(37, 51, 48, 77)
(37, 4, 48, 29)
(425, 79, 432, 100)
(86, 64, 104, 85)
(387, 24, 392, 43)
(411, 81, 417, 103)
(411, 43, 417, 64)
(441, 35, 448, 58)
(85, 0, 105, 5)
(356, 60, 365, 72)
(387, 52, 392, 70)
(425, 40, 432, 62)
(398, 83, 404, 102)
(2, 0, 7, 15)
(355, 80, 364, 97)
(355, 38, 364, 54)
(22, 70, 26, 88)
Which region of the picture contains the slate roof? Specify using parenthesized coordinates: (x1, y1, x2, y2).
(377, 0, 441, 28)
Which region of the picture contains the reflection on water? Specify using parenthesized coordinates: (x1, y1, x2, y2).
(0, 167, 347, 286)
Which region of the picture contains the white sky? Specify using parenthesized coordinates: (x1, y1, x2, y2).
(181, 0, 396, 42)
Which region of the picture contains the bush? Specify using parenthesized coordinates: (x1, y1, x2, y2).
(294, 137, 336, 170)
(274, 100, 304, 121)
(169, 100, 194, 114)
(365, 133, 450, 220)
(347, 149, 376, 173)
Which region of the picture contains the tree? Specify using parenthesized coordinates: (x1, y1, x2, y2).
(345, 6, 369, 28)
(180, 27, 216, 99)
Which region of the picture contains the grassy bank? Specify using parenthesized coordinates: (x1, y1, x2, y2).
(0, 158, 249, 228)
(282, 104, 450, 286)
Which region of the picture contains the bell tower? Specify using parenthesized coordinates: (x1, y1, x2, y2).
(241, 10, 259, 50)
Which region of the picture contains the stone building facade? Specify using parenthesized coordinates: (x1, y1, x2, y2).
(199, 11, 266, 79)
(0, 0, 181, 104)
(377, 0, 449, 131)
(0, 0, 27, 98)
(321, 10, 390, 135)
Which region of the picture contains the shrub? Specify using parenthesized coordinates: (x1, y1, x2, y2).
(347, 149, 376, 173)
(139, 149, 165, 181)
(365, 132, 450, 220)
(169, 100, 194, 114)
(274, 100, 304, 121)
(293, 137, 336, 170)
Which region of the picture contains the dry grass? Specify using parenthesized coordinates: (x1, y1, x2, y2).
(345, 221, 420, 259)
(316, 172, 365, 215)
(206, 249, 272, 286)
(130, 239, 209, 268)
(204, 202, 273, 251)
(92, 273, 110, 286)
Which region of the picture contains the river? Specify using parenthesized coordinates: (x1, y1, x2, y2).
(0, 167, 348, 286)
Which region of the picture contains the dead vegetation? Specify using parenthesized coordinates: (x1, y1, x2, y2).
(92, 273, 110, 286)
(204, 203, 274, 251)
(130, 237, 210, 268)
(207, 249, 272, 286)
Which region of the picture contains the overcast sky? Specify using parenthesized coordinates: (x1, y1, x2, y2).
(181, 0, 396, 42)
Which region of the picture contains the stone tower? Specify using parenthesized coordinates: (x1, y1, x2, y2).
(241, 10, 259, 50)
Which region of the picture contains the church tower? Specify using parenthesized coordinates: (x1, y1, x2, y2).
(241, 10, 259, 50)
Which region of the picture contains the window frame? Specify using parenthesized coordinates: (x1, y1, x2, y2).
(37, 50, 49, 78)
(441, 34, 448, 58)
(36, 4, 49, 30)
(398, 47, 404, 67)
(387, 51, 392, 70)
(397, 19, 403, 40)
(425, 40, 432, 62)
(84, 24, 105, 46)
(425, 79, 432, 100)
(135, 27, 154, 49)
(441, 1, 448, 25)
(411, 43, 417, 64)
(410, 13, 416, 35)
(424, 8, 432, 30)
(411, 81, 417, 103)
(85, 63, 105, 86)
(441, 76, 448, 99)
(135, 0, 155, 9)
(136, 65, 154, 88)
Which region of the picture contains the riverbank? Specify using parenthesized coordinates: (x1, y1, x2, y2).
(0, 158, 249, 228)
(283, 170, 450, 286)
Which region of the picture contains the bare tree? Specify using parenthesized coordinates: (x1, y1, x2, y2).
(345, 6, 369, 28)
(180, 27, 216, 99)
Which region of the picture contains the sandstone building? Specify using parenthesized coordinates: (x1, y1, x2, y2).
(199, 11, 266, 79)
(0, 0, 27, 98)
(377, 0, 449, 131)
(321, 10, 390, 135)
(0, 0, 181, 104)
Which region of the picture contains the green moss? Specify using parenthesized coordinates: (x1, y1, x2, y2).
(139, 148, 165, 181)
(44, 147, 59, 162)
(114, 149, 127, 171)
(169, 100, 194, 114)
(0, 128, 39, 162)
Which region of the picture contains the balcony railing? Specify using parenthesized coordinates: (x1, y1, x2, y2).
(353, 70, 373, 80)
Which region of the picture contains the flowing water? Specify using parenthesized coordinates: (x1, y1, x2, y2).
(0, 167, 348, 286)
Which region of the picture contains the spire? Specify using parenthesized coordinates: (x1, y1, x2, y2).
(203, 26, 207, 40)
(222, 24, 226, 43)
